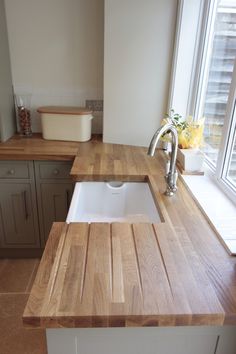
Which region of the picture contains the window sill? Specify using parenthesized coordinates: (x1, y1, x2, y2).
(180, 164, 236, 255)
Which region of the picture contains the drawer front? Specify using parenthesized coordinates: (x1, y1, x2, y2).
(0, 161, 30, 179)
(38, 162, 72, 179)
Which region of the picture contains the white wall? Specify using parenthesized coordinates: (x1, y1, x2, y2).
(103, 0, 178, 147)
(4, 0, 104, 132)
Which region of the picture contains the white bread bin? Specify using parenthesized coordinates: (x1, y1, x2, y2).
(37, 106, 93, 142)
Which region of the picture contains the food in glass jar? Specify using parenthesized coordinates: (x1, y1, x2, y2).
(18, 106, 32, 136)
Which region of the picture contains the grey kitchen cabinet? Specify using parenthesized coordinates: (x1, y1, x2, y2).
(0, 161, 40, 248)
(34, 161, 74, 245)
(0, 160, 74, 253)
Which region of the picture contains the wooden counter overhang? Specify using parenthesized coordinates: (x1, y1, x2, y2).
(0, 133, 81, 160)
(20, 139, 236, 328)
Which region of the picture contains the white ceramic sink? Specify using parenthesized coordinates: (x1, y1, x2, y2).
(66, 181, 161, 223)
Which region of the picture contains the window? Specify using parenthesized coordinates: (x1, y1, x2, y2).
(194, 0, 236, 202)
(220, 80, 236, 191)
(227, 129, 236, 184)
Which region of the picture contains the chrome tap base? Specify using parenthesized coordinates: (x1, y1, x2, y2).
(164, 185, 177, 196)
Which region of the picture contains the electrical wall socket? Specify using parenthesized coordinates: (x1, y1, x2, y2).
(85, 100, 103, 112)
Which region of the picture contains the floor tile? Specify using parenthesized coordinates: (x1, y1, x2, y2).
(25, 259, 40, 293)
(0, 293, 47, 354)
(0, 259, 38, 293)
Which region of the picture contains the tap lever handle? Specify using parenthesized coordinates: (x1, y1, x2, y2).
(174, 170, 178, 185)
(165, 160, 170, 175)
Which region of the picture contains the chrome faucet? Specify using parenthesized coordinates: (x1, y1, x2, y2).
(148, 120, 178, 196)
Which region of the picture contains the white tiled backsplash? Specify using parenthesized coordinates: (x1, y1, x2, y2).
(85, 100, 103, 112)
(14, 86, 103, 134)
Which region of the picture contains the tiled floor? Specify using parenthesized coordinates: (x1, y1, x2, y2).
(0, 259, 47, 354)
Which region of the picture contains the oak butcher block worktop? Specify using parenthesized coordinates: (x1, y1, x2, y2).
(70, 139, 164, 180)
(21, 138, 236, 328)
(0, 133, 81, 160)
(23, 221, 226, 328)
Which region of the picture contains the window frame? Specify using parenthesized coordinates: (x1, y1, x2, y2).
(190, 0, 236, 204)
(169, 0, 236, 205)
(217, 62, 236, 197)
(191, 0, 218, 123)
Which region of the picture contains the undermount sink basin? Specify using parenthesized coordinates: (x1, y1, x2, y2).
(66, 181, 161, 223)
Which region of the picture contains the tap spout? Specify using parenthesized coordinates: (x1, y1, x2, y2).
(148, 122, 178, 196)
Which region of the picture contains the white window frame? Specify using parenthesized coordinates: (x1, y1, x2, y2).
(167, 0, 205, 118)
(191, 0, 218, 124)
(217, 61, 236, 198)
(193, 0, 236, 204)
(169, 0, 236, 205)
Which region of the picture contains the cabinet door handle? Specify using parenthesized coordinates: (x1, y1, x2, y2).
(53, 169, 59, 175)
(8, 169, 15, 175)
(22, 190, 29, 219)
(66, 189, 70, 211)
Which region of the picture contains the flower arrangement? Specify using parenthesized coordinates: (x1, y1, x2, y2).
(161, 109, 205, 149)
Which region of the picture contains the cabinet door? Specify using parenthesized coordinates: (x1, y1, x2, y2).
(39, 183, 74, 244)
(0, 183, 40, 247)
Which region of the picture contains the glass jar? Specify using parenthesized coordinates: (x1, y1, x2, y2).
(15, 94, 32, 137)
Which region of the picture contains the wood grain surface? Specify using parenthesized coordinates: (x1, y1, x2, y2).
(71, 141, 164, 181)
(23, 221, 226, 328)
(0, 133, 81, 160)
(1, 136, 233, 328)
(37, 106, 92, 115)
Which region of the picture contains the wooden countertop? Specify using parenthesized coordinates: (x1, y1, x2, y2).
(70, 140, 163, 181)
(22, 138, 236, 328)
(0, 133, 81, 160)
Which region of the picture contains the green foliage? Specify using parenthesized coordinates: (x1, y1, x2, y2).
(164, 109, 188, 131)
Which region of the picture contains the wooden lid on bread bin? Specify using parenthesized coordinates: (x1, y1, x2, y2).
(37, 106, 93, 115)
